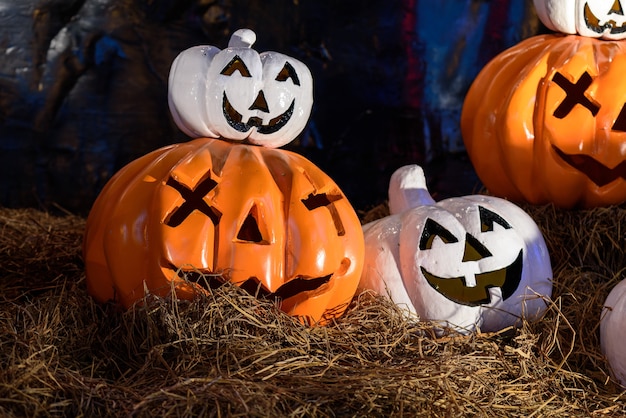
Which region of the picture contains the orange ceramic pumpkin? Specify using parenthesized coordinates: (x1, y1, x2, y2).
(462, 34, 626, 208)
(83, 137, 364, 325)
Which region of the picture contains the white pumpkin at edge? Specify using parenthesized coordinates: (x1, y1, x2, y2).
(359, 165, 553, 334)
(600, 279, 626, 387)
(534, 0, 626, 40)
(168, 28, 313, 148)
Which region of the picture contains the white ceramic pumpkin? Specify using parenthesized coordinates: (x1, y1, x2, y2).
(534, 0, 626, 40)
(600, 279, 626, 386)
(360, 165, 553, 334)
(168, 28, 313, 148)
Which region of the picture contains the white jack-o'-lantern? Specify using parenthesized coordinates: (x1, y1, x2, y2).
(168, 28, 313, 148)
(360, 165, 553, 334)
(600, 279, 626, 386)
(534, 0, 626, 40)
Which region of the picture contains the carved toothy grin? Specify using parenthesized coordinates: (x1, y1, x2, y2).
(222, 92, 294, 135)
(420, 250, 523, 307)
(584, 3, 626, 35)
(553, 145, 626, 187)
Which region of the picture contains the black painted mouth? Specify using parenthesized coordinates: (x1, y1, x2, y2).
(174, 265, 331, 301)
(420, 250, 523, 307)
(553, 145, 626, 187)
(584, 3, 626, 35)
(222, 92, 294, 135)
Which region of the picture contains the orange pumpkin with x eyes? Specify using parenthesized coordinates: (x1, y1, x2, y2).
(462, 34, 626, 208)
(83, 137, 364, 325)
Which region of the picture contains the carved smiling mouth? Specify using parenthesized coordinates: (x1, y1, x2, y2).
(222, 92, 294, 135)
(420, 250, 523, 307)
(175, 266, 332, 301)
(553, 145, 626, 187)
(584, 3, 626, 35)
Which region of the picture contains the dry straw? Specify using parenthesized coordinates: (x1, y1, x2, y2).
(1, 203, 625, 417)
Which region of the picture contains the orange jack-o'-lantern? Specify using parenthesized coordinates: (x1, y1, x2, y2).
(83, 137, 364, 325)
(462, 34, 626, 208)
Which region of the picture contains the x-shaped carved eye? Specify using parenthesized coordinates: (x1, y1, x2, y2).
(552, 70, 626, 132)
(551, 71, 600, 118)
(164, 174, 222, 227)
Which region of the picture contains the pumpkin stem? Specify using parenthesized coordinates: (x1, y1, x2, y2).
(388, 165, 436, 214)
(229, 28, 256, 48)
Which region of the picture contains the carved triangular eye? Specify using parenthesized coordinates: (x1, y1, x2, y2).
(612, 103, 626, 132)
(221, 55, 252, 77)
(275, 62, 300, 86)
(479, 206, 511, 232)
(237, 205, 265, 243)
(419, 218, 458, 250)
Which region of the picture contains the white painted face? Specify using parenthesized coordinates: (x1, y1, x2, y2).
(534, 0, 626, 40)
(359, 165, 553, 334)
(168, 29, 313, 148)
(398, 196, 552, 332)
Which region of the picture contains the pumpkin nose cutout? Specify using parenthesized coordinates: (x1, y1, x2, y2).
(249, 90, 270, 112)
(462, 233, 492, 262)
(610, 0, 624, 15)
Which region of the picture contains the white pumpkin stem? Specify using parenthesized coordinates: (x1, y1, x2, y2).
(229, 29, 256, 48)
(388, 165, 436, 214)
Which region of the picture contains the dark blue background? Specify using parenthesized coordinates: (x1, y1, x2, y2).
(0, 0, 545, 214)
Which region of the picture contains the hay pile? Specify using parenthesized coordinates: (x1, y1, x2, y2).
(1, 203, 625, 417)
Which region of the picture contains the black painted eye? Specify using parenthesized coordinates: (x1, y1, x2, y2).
(419, 218, 458, 250)
(221, 55, 252, 77)
(275, 62, 300, 86)
(479, 206, 511, 232)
